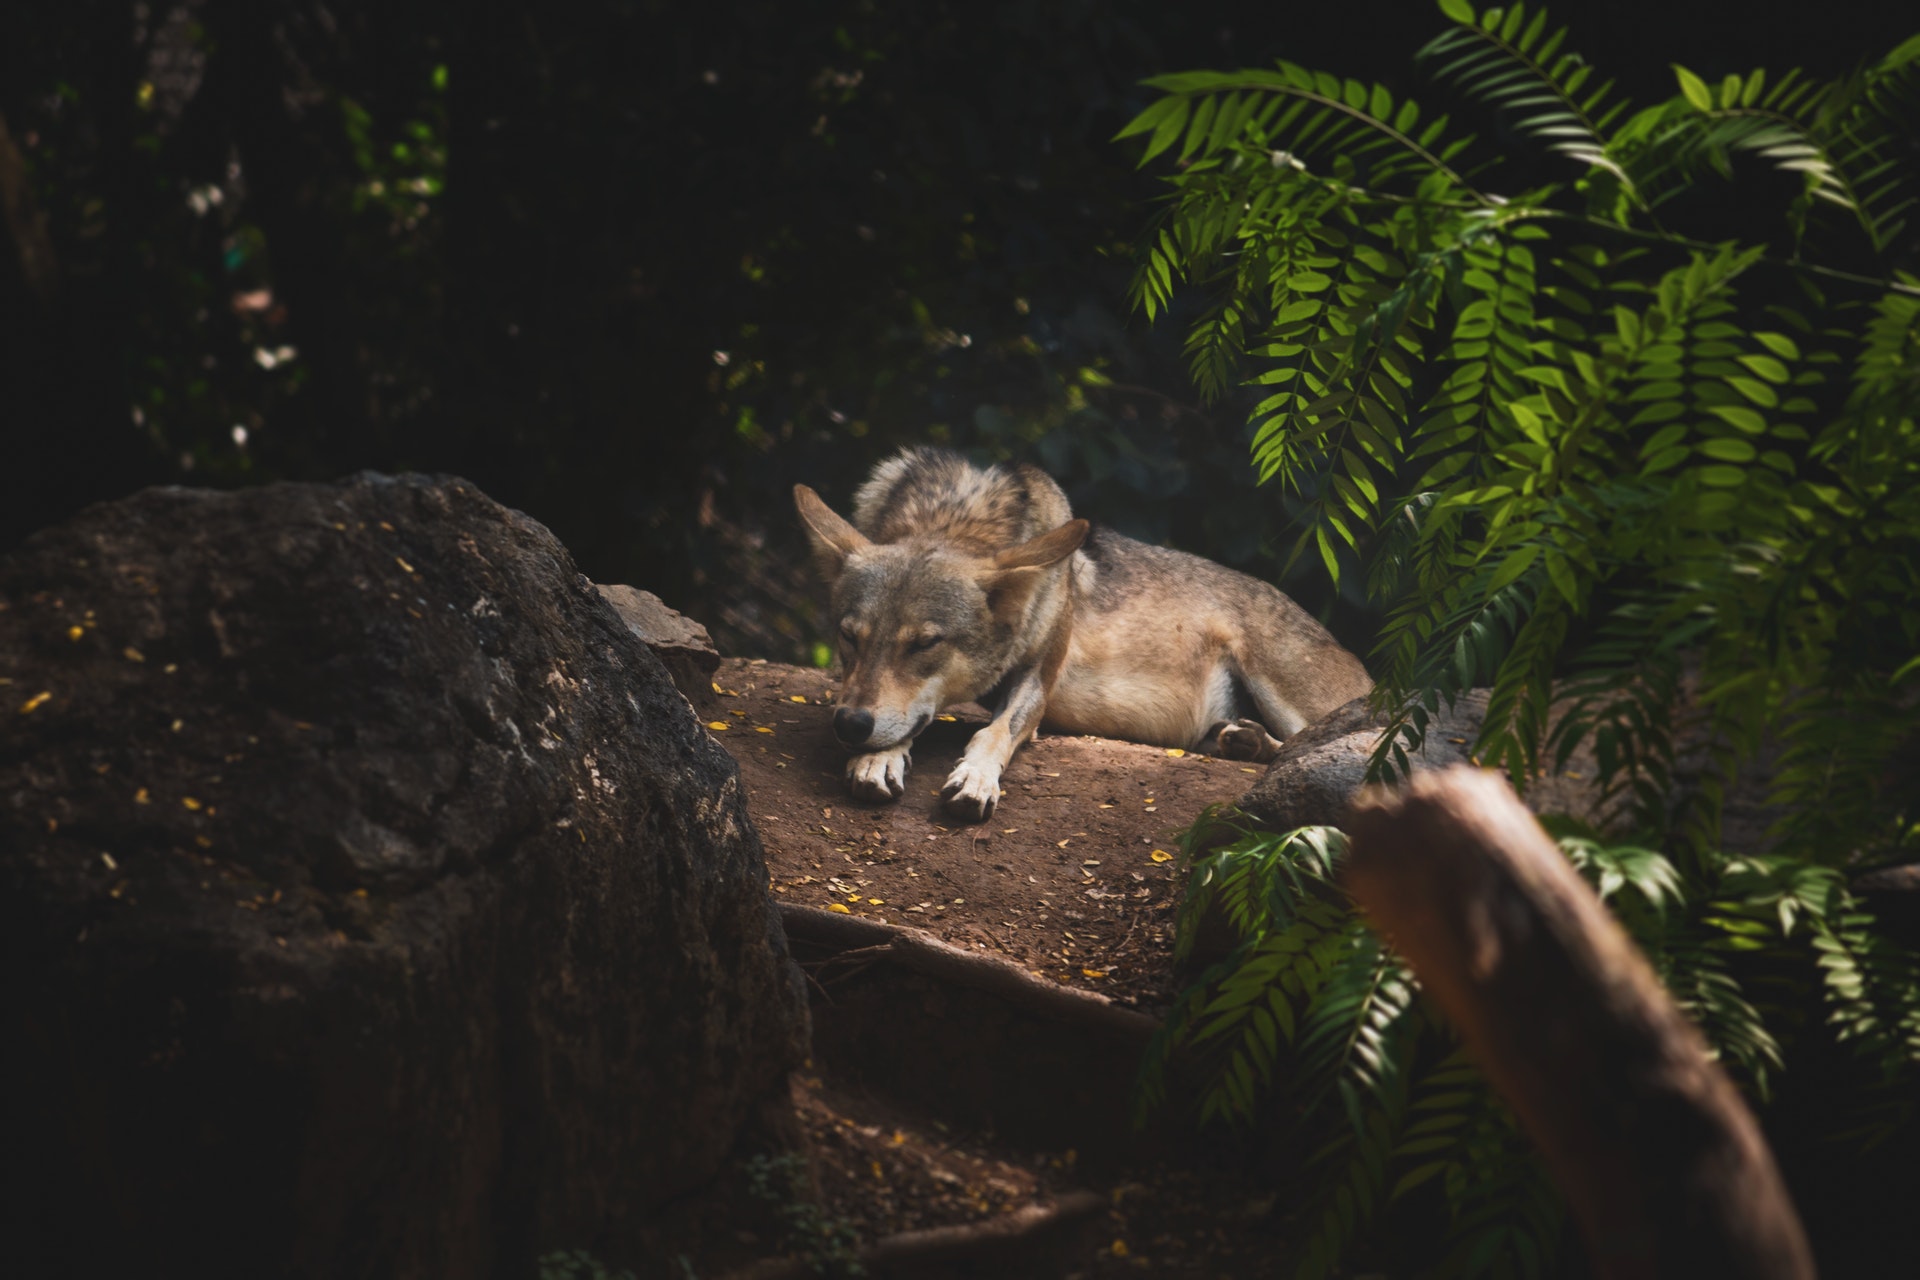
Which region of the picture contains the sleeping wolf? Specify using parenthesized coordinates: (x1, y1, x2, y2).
(794, 447, 1371, 822)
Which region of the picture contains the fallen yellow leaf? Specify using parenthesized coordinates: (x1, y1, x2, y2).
(712, 682, 724, 694)
(1150, 849, 1173, 863)
(754, 726, 774, 733)
(124, 647, 145, 663)
(936, 713, 957, 722)
(134, 788, 150, 804)
(1082, 968, 1107, 979)
(706, 720, 730, 731)
(67, 625, 83, 641)
(827, 902, 851, 914)
(867, 897, 883, 905)
(19, 691, 52, 714)
(1111, 1239, 1130, 1257)
(181, 797, 202, 811)
(394, 556, 415, 574)
(1165, 748, 1185, 757)
(789, 694, 808, 703)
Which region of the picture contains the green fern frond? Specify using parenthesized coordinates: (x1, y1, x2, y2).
(1289, 1013, 1427, 1280)
(1420, 1, 1635, 200)
(1660, 924, 1786, 1097)
(1295, 926, 1421, 1123)
(1117, 65, 1480, 195)
(1624, 43, 1920, 251)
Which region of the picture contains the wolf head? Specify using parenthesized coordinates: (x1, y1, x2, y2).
(793, 484, 1085, 751)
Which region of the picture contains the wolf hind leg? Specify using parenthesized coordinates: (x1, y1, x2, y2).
(1190, 655, 1300, 762)
(1196, 717, 1284, 763)
(1228, 652, 1309, 740)
(847, 744, 912, 802)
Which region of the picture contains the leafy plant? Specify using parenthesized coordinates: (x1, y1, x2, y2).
(1144, 811, 1919, 1277)
(1120, 0, 1920, 869)
(1122, 8, 1920, 1271)
(744, 1152, 865, 1278)
(536, 1249, 638, 1280)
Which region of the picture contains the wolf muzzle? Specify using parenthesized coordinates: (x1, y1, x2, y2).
(832, 706, 875, 747)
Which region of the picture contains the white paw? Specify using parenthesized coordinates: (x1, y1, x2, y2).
(847, 746, 912, 802)
(940, 758, 1002, 823)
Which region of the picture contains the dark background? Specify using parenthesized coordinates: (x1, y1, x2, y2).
(3, 0, 1912, 663)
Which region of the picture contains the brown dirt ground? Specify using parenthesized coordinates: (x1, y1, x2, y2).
(697, 657, 1332, 1274)
(708, 657, 1259, 1011)
(704, 657, 1293, 1275)
(793, 1073, 1050, 1238)
(784, 1073, 1290, 1278)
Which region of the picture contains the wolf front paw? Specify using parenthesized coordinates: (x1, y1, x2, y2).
(939, 758, 1002, 823)
(1210, 717, 1283, 764)
(847, 745, 912, 802)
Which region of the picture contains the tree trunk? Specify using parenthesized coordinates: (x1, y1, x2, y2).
(1342, 766, 1814, 1280)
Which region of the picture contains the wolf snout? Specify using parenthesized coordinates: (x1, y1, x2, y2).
(832, 706, 876, 747)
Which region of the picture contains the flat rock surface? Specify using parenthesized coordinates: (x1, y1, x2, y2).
(594, 581, 720, 668)
(1238, 690, 1616, 834)
(710, 657, 1255, 1007)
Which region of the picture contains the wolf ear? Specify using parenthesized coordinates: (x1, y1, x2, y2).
(993, 519, 1088, 572)
(793, 485, 871, 578)
(982, 519, 1088, 617)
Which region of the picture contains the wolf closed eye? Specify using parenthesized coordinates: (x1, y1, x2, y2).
(794, 446, 1371, 824)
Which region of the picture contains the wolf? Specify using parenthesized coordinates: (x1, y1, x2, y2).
(793, 447, 1372, 822)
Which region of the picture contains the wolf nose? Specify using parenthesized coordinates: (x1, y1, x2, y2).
(832, 707, 875, 747)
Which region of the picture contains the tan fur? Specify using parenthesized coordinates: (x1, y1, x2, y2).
(796, 447, 1372, 822)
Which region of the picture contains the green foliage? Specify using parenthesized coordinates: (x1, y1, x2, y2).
(1146, 814, 1920, 1276)
(536, 1250, 637, 1280)
(1120, 0, 1920, 865)
(1125, 8, 1920, 1271)
(744, 1153, 865, 1278)
(1137, 816, 1384, 1129)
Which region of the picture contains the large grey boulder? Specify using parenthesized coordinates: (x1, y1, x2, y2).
(1, 473, 807, 1277)
(1238, 691, 1613, 832)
